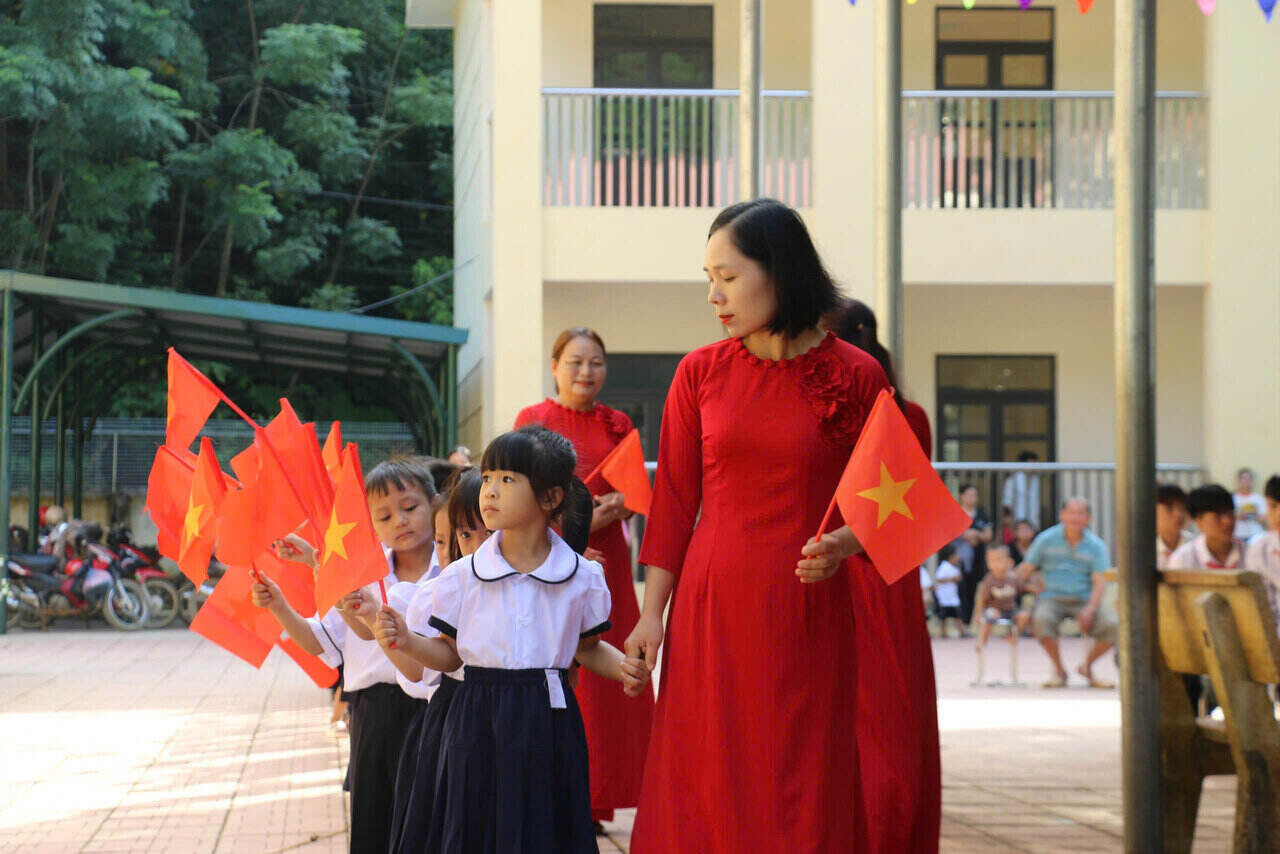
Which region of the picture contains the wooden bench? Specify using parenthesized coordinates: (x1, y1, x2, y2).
(1156, 569, 1280, 853)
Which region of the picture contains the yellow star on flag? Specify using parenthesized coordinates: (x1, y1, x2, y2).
(183, 495, 206, 547)
(857, 462, 916, 528)
(322, 506, 357, 564)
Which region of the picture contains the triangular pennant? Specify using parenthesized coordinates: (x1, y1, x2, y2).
(1259, 0, 1276, 17)
(1076, 0, 1095, 13)
(1198, 0, 1215, 13)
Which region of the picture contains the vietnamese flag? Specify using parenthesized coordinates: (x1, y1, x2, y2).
(177, 437, 228, 585)
(262, 401, 334, 541)
(314, 443, 388, 615)
(254, 551, 317, 619)
(189, 565, 281, 667)
(165, 349, 223, 452)
(584, 429, 652, 516)
(145, 444, 197, 562)
(321, 421, 343, 485)
(278, 637, 340, 689)
(225, 433, 313, 563)
(824, 389, 971, 585)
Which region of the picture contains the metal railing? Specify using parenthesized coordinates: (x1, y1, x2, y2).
(935, 461, 1204, 557)
(903, 90, 1207, 210)
(542, 87, 812, 208)
(627, 460, 1203, 568)
(10, 418, 419, 499)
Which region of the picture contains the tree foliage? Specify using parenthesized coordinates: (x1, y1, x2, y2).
(0, 0, 456, 418)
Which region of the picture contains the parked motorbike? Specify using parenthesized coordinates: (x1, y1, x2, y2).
(177, 560, 225, 625)
(104, 528, 180, 629)
(5, 522, 149, 630)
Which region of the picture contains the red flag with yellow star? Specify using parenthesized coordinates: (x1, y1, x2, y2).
(166, 349, 223, 452)
(313, 442, 387, 615)
(177, 437, 229, 585)
(826, 389, 971, 585)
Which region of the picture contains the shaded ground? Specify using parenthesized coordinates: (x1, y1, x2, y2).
(0, 626, 1237, 852)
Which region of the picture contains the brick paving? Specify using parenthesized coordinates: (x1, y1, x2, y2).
(0, 625, 1239, 853)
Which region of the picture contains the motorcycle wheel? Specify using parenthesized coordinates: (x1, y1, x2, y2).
(142, 578, 180, 629)
(177, 580, 199, 625)
(103, 579, 150, 630)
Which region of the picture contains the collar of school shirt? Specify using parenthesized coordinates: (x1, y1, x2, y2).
(470, 529, 580, 584)
(1193, 535, 1244, 569)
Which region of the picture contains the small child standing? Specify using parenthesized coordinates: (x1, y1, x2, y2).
(250, 458, 438, 854)
(385, 467, 489, 854)
(972, 545, 1037, 650)
(373, 426, 650, 853)
(934, 544, 964, 638)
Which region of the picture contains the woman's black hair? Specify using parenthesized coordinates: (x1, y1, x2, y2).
(708, 198, 839, 339)
(480, 427, 590, 552)
(826, 298, 903, 408)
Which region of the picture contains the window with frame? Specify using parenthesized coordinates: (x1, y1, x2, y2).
(594, 4, 714, 89)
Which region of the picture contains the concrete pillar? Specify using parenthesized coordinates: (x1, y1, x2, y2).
(488, 0, 545, 439)
(809, 0, 877, 304)
(1203, 4, 1280, 482)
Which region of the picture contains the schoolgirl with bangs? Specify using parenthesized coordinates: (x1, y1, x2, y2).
(380, 467, 490, 854)
(373, 426, 651, 853)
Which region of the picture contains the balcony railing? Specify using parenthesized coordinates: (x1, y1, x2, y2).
(903, 90, 1208, 210)
(542, 87, 812, 208)
(543, 88, 1208, 212)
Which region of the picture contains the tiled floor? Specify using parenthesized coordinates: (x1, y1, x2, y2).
(0, 625, 1238, 853)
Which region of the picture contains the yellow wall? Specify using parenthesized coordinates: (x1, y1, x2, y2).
(1203, 1, 1280, 484)
(902, 284, 1205, 465)
(543, 0, 811, 89)
(902, 0, 1205, 91)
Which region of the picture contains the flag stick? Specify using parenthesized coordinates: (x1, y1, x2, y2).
(814, 493, 839, 543)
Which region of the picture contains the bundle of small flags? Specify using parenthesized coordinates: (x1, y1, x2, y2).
(145, 349, 390, 682)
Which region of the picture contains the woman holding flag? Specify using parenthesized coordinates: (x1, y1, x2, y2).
(624, 199, 905, 853)
(514, 327, 654, 831)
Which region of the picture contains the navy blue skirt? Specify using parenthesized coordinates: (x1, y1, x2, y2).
(389, 675, 459, 854)
(426, 667, 595, 854)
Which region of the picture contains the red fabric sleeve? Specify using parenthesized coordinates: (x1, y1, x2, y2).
(903, 400, 933, 461)
(638, 355, 703, 576)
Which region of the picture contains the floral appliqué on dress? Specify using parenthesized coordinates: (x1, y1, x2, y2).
(793, 348, 861, 446)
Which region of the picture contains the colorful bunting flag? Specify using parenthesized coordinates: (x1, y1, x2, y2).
(1076, 0, 1096, 13)
(1262, 0, 1278, 20)
(1198, 0, 1215, 13)
(165, 349, 221, 452)
(313, 443, 389, 615)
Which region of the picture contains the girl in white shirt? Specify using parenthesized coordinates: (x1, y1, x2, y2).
(373, 426, 650, 853)
(251, 457, 438, 854)
(383, 467, 489, 854)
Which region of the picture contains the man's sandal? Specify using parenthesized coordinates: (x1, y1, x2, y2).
(1078, 665, 1115, 689)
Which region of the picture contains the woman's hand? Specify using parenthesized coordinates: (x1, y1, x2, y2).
(273, 533, 317, 568)
(590, 492, 627, 532)
(372, 605, 408, 651)
(796, 531, 856, 584)
(625, 612, 665, 670)
(619, 655, 651, 697)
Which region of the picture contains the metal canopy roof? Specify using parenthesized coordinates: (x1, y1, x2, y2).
(4, 271, 466, 379)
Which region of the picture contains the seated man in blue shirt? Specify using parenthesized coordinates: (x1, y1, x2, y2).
(1015, 497, 1117, 689)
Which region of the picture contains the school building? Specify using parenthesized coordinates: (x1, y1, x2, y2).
(406, 0, 1280, 492)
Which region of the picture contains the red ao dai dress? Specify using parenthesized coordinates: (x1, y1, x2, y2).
(632, 333, 897, 853)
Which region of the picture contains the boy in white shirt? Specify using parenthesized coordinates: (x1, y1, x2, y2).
(1244, 474, 1280, 634)
(1156, 483, 1191, 570)
(1169, 484, 1246, 570)
(934, 544, 963, 638)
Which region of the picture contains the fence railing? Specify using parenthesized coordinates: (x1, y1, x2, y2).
(543, 87, 812, 208)
(935, 461, 1204, 558)
(8, 418, 419, 499)
(627, 460, 1203, 570)
(903, 90, 1208, 210)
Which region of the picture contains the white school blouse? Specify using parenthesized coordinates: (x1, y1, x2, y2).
(427, 529, 612, 670)
(388, 576, 465, 699)
(306, 546, 437, 693)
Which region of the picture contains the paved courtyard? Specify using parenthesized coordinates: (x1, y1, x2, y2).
(0, 625, 1238, 853)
